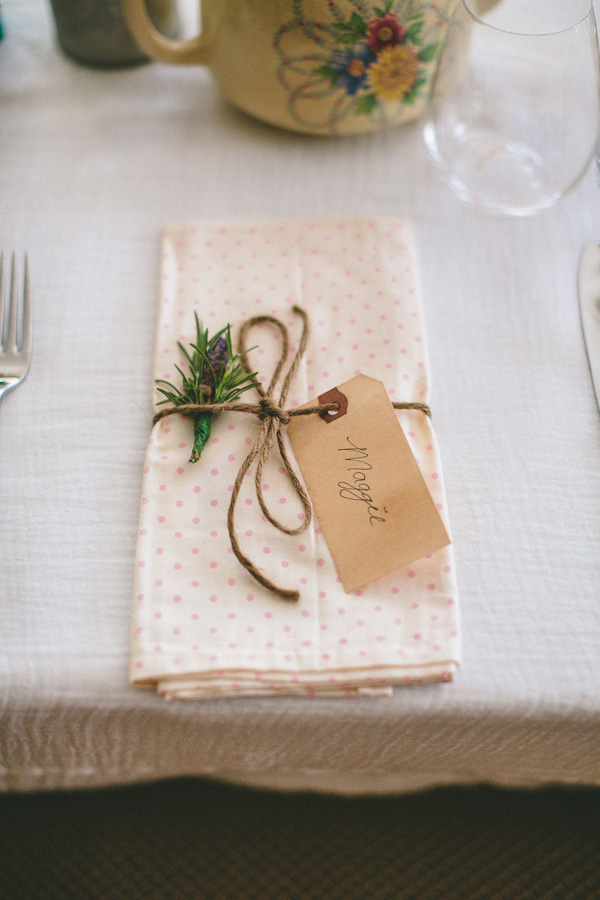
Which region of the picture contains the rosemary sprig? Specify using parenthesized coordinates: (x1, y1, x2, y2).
(155, 314, 259, 463)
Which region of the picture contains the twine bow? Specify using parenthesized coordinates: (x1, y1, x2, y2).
(153, 305, 430, 601)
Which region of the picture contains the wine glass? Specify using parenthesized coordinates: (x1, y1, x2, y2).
(423, 0, 600, 215)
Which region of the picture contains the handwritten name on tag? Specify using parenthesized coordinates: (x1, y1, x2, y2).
(287, 375, 450, 592)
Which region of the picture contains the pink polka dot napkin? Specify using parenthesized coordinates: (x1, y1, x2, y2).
(130, 217, 460, 699)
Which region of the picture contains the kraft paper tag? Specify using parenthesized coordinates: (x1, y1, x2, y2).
(287, 375, 450, 592)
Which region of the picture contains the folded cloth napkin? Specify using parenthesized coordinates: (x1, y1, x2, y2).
(130, 217, 460, 699)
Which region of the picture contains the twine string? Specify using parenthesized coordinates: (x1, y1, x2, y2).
(153, 305, 431, 601)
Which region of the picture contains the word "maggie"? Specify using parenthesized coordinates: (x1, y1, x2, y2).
(337, 437, 387, 526)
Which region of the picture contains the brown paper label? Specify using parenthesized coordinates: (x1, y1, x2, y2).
(287, 375, 450, 592)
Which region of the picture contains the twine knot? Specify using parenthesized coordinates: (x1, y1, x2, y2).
(258, 396, 290, 425)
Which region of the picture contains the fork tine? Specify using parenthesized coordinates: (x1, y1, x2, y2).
(21, 254, 32, 357)
(6, 253, 18, 352)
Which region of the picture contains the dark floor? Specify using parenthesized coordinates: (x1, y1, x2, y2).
(0, 778, 599, 900)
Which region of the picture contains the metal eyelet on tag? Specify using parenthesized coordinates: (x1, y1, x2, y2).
(318, 387, 348, 423)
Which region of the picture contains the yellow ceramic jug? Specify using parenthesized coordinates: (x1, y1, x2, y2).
(122, 0, 463, 135)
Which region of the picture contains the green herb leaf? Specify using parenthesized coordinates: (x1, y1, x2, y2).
(156, 314, 259, 462)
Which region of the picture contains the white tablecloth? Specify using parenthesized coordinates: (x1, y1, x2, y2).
(1, 0, 599, 793)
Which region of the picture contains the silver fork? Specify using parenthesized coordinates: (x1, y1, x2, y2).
(0, 254, 32, 409)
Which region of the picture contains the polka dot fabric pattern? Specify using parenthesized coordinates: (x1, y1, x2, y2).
(130, 217, 460, 698)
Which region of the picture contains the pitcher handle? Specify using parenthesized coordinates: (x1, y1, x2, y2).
(122, 0, 209, 65)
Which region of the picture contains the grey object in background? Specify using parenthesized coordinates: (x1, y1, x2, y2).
(48, 0, 179, 67)
(578, 243, 600, 413)
(0, 254, 32, 411)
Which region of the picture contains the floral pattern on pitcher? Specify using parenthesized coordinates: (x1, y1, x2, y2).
(274, 0, 455, 133)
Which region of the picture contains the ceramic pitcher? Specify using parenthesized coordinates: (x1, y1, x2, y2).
(122, 0, 465, 135)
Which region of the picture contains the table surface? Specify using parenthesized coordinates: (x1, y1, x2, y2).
(1, 0, 600, 793)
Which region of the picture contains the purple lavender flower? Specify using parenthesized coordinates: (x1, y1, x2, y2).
(208, 336, 228, 377)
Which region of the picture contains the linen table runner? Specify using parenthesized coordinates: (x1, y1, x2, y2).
(130, 217, 460, 699)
